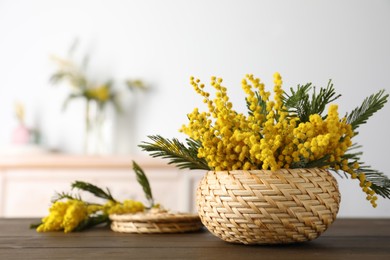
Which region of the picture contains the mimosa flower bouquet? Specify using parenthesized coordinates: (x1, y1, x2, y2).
(140, 73, 389, 244)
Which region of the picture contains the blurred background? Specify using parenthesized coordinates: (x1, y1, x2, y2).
(0, 0, 389, 217)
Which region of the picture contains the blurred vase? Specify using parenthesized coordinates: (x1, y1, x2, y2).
(84, 100, 112, 155)
(12, 124, 30, 145)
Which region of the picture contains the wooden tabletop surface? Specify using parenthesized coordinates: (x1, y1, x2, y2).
(0, 218, 389, 259)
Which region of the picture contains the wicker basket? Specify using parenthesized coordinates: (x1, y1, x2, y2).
(196, 168, 340, 244)
(110, 209, 203, 234)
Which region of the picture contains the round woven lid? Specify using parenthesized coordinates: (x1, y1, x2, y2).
(109, 209, 201, 223)
(109, 209, 202, 234)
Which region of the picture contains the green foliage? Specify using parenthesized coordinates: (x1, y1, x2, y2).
(357, 165, 390, 199)
(73, 214, 109, 232)
(30, 222, 42, 229)
(71, 181, 117, 202)
(126, 79, 148, 91)
(302, 155, 331, 169)
(282, 80, 341, 122)
(49, 70, 88, 90)
(341, 143, 390, 199)
(61, 93, 83, 111)
(139, 135, 210, 170)
(329, 166, 390, 199)
(345, 89, 389, 131)
(52, 192, 81, 203)
(247, 92, 267, 117)
(280, 80, 390, 199)
(132, 161, 154, 207)
(50, 40, 147, 114)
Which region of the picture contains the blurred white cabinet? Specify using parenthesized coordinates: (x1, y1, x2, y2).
(0, 154, 203, 217)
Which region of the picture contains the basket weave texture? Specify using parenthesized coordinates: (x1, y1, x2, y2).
(196, 168, 340, 244)
(110, 210, 203, 234)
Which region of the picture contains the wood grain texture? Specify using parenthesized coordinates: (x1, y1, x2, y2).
(0, 218, 389, 259)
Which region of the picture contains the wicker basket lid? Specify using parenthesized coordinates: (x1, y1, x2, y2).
(109, 209, 203, 233)
(109, 208, 200, 223)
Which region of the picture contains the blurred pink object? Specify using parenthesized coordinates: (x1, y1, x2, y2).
(12, 125, 30, 144)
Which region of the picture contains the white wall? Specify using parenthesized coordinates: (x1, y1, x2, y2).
(0, 0, 389, 217)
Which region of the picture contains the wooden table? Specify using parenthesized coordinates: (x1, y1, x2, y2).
(0, 218, 389, 259)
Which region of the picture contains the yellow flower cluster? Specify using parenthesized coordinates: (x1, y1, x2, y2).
(104, 199, 145, 215)
(180, 73, 378, 207)
(37, 200, 90, 233)
(36, 199, 145, 233)
(85, 85, 110, 102)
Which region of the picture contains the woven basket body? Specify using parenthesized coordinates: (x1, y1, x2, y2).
(196, 168, 340, 244)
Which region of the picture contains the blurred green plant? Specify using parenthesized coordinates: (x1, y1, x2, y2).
(50, 40, 148, 153)
(50, 39, 147, 112)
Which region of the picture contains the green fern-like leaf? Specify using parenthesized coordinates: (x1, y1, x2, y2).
(247, 92, 267, 117)
(340, 144, 390, 199)
(139, 135, 210, 170)
(346, 89, 389, 131)
(49, 72, 68, 85)
(51, 192, 81, 203)
(71, 181, 117, 202)
(356, 165, 390, 199)
(282, 80, 341, 122)
(62, 93, 83, 111)
(73, 214, 109, 232)
(282, 82, 312, 119)
(132, 161, 154, 207)
(304, 155, 330, 168)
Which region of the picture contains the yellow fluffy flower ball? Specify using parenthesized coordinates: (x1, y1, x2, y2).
(37, 200, 89, 233)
